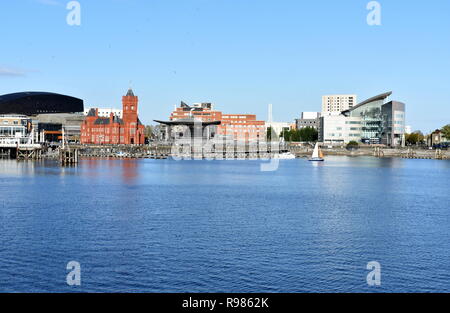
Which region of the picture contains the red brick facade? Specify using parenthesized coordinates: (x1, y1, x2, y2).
(170, 103, 265, 141)
(81, 89, 145, 145)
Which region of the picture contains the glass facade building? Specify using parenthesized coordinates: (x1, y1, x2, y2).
(342, 92, 406, 146)
(381, 101, 406, 146)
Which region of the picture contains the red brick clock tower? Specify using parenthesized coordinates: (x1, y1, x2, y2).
(122, 88, 144, 145)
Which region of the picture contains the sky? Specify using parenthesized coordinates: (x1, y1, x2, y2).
(1, 0, 449, 133)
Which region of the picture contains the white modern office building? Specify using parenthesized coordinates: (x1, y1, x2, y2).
(84, 108, 123, 118)
(320, 92, 405, 146)
(320, 114, 362, 144)
(322, 94, 357, 114)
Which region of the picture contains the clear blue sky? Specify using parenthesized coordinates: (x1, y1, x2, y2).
(1, 0, 449, 133)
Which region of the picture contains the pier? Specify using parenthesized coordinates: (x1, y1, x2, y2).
(0, 139, 43, 161)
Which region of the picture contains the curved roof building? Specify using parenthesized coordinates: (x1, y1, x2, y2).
(0, 92, 83, 116)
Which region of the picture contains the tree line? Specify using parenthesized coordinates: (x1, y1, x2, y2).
(405, 124, 450, 145)
(267, 126, 318, 142)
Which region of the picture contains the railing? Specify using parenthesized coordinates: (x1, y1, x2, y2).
(0, 137, 29, 145)
(0, 135, 40, 147)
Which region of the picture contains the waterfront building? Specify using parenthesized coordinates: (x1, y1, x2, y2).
(380, 100, 406, 146)
(154, 118, 221, 143)
(34, 113, 85, 143)
(322, 94, 357, 114)
(221, 114, 266, 141)
(0, 115, 31, 145)
(343, 92, 405, 146)
(0, 92, 84, 143)
(319, 92, 406, 146)
(319, 114, 362, 144)
(84, 108, 123, 119)
(168, 102, 265, 141)
(296, 112, 321, 131)
(428, 129, 449, 147)
(80, 89, 145, 145)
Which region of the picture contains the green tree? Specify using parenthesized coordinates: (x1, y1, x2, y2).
(441, 124, 450, 140)
(266, 127, 277, 141)
(406, 133, 419, 145)
(290, 129, 301, 142)
(346, 140, 359, 150)
(406, 131, 425, 145)
(145, 125, 154, 139)
(280, 129, 291, 142)
(298, 127, 318, 142)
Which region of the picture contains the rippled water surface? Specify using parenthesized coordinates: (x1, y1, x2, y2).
(1, 157, 449, 292)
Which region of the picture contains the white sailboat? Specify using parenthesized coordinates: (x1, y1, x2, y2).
(309, 143, 324, 162)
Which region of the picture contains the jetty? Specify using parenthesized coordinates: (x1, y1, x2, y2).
(0, 138, 43, 161)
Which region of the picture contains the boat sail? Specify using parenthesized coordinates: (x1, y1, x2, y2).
(309, 143, 324, 162)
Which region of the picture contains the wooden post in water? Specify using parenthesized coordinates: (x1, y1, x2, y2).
(373, 146, 384, 158)
(60, 148, 79, 165)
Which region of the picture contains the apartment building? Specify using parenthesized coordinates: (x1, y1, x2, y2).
(322, 95, 357, 114)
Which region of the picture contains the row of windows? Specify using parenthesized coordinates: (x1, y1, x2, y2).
(91, 135, 125, 142)
(0, 126, 26, 136)
(84, 127, 124, 134)
(223, 115, 249, 119)
(2, 120, 20, 125)
(221, 124, 264, 128)
(334, 127, 359, 131)
(327, 133, 360, 137)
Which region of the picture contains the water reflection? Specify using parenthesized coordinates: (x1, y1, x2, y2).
(1, 156, 450, 292)
(79, 158, 141, 184)
(120, 159, 140, 183)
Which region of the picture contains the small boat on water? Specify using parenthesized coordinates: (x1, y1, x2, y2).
(274, 151, 296, 159)
(309, 143, 324, 162)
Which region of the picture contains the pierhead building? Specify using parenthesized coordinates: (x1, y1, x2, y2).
(80, 89, 145, 145)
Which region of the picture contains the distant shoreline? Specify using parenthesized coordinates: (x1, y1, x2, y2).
(292, 147, 449, 160)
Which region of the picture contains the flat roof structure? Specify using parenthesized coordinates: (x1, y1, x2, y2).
(154, 119, 221, 126)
